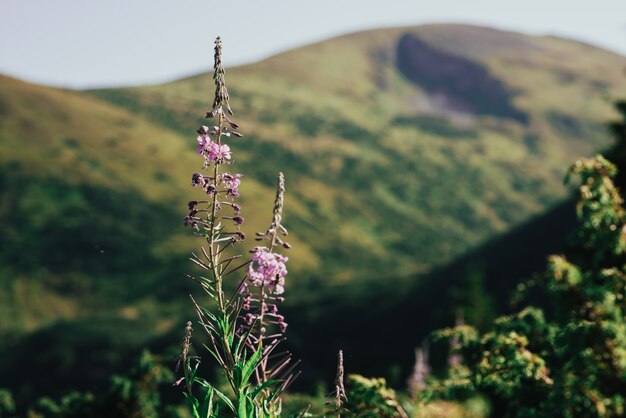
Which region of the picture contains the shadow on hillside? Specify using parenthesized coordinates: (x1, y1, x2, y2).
(285, 195, 576, 388)
(396, 33, 528, 123)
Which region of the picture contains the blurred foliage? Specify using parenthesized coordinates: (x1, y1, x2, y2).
(279, 393, 325, 417)
(417, 100, 626, 418)
(345, 375, 405, 418)
(450, 266, 496, 331)
(566, 156, 626, 263)
(0, 389, 15, 418)
(426, 152, 626, 417)
(24, 351, 181, 418)
(411, 398, 489, 418)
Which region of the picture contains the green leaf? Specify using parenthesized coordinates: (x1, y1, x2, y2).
(202, 343, 226, 368)
(183, 392, 201, 418)
(250, 380, 280, 400)
(193, 381, 236, 413)
(233, 364, 243, 388)
(237, 392, 249, 418)
(241, 347, 263, 387)
(265, 384, 284, 404)
(234, 336, 246, 361)
(237, 392, 256, 418)
(212, 386, 236, 413)
(199, 386, 214, 418)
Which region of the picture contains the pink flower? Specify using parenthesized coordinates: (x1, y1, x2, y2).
(222, 173, 242, 196)
(242, 293, 252, 310)
(207, 142, 231, 161)
(191, 173, 205, 187)
(247, 247, 288, 295)
(196, 134, 231, 163)
(243, 313, 256, 325)
(279, 320, 288, 332)
(197, 135, 210, 155)
(218, 144, 231, 160)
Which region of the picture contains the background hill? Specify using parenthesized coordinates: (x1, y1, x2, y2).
(1, 24, 625, 400)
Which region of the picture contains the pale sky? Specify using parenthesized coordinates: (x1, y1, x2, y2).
(2, 0, 626, 89)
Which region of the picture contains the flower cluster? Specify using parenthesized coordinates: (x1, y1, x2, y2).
(197, 128, 231, 162)
(222, 173, 241, 197)
(238, 173, 291, 341)
(248, 247, 288, 294)
(184, 124, 243, 231)
(240, 247, 289, 332)
(190, 171, 242, 198)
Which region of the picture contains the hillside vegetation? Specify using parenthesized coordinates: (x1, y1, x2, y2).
(1, 24, 626, 397)
(90, 24, 626, 294)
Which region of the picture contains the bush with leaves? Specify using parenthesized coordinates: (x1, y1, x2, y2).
(424, 153, 626, 418)
(343, 375, 407, 418)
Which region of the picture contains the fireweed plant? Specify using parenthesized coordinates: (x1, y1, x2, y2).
(178, 37, 298, 418)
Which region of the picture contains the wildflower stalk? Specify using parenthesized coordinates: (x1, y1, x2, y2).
(407, 344, 429, 401)
(209, 111, 225, 311)
(255, 173, 286, 383)
(323, 350, 348, 417)
(335, 350, 347, 418)
(177, 37, 297, 418)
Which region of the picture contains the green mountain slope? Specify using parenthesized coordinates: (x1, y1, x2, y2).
(1, 23, 626, 397)
(89, 24, 626, 292)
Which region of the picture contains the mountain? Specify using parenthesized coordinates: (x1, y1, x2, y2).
(1, 24, 626, 398)
(89, 24, 626, 292)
